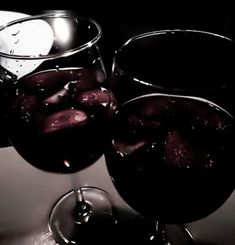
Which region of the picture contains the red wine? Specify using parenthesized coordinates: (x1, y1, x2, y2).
(105, 94, 234, 224)
(6, 68, 116, 173)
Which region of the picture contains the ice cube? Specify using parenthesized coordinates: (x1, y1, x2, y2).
(42, 86, 69, 110)
(19, 68, 83, 96)
(41, 109, 88, 134)
(112, 139, 149, 157)
(73, 88, 116, 115)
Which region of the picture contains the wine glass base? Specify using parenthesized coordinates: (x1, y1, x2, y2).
(49, 186, 114, 244)
(120, 216, 195, 245)
(141, 225, 194, 245)
(164, 224, 194, 245)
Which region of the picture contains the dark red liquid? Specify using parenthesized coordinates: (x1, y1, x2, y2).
(105, 95, 234, 224)
(6, 68, 116, 173)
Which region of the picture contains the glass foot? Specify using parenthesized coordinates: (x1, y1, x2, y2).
(114, 216, 195, 245)
(165, 224, 194, 245)
(49, 187, 114, 244)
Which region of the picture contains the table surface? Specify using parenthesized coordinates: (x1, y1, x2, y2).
(0, 146, 235, 245)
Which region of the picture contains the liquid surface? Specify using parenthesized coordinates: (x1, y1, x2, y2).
(105, 95, 234, 224)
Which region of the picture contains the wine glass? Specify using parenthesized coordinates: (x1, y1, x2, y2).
(111, 29, 235, 116)
(0, 13, 116, 244)
(105, 93, 234, 244)
(105, 29, 235, 244)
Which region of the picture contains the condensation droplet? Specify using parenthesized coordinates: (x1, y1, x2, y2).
(11, 30, 20, 36)
(14, 39, 19, 44)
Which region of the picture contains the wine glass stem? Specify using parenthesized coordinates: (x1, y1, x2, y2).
(74, 188, 85, 208)
(70, 174, 92, 223)
(154, 221, 167, 244)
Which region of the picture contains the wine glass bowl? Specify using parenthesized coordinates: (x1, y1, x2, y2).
(111, 29, 235, 116)
(0, 13, 116, 244)
(105, 93, 234, 225)
(106, 29, 235, 243)
(0, 13, 112, 174)
(6, 67, 111, 173)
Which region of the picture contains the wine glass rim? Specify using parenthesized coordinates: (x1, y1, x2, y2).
(0, 13, 102, 60)
(121, 92, 234, 119)
(113, 29, 234, 92)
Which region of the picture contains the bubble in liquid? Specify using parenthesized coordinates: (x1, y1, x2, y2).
(13, 95, 38, 124)
(164, 129, 193, 169)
